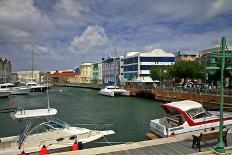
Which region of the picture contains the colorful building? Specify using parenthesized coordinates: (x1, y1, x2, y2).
(80, 63, 93, 83)
(102, 56, 120, 85)
(92, 62, 103, 84)
(49, 69, 80, 86)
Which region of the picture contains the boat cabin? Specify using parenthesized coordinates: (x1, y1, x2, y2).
(161, 100, 211, 126)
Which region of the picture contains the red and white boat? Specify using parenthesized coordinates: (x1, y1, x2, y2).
(150, 100, 232, 137)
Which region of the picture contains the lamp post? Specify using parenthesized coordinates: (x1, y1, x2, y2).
(206, 36, 232, 153)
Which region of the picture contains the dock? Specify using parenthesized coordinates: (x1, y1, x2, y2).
(52, 133, 232, 155)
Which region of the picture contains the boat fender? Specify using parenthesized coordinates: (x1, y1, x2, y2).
(40, 145, 48, 155)
(72, 140, 79, 151)
(78, 141, 83, 150)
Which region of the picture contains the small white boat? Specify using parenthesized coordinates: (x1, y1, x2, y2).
(0, 83, 30, 95)
(149, 100, 232, 137)
(26, 81, 47, 92)
(10, 108, 58, 119)
(99, 85, 130, 97)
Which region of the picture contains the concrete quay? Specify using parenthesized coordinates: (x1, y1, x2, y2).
(52, 133, 232, 155)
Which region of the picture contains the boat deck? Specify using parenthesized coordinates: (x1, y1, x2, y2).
(52, 133, 232, 155)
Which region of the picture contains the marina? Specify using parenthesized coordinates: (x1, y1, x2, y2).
(0, 1, 232, 154)
(0, 86, 164, 154)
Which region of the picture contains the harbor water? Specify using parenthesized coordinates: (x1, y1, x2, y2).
(0, 87, 165, 148)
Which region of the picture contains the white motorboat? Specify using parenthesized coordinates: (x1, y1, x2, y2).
(99, 85, 130, 97)
(149, 100, 232, 137)
(26, 81, 47, 92)
(0, 83, 30, 95)
(0, 117, 115, 154)
(0, 88, 11, 97)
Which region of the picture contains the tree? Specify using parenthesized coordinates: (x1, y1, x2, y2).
(150, 66, 169, 82)
(167, 61, 205, 83)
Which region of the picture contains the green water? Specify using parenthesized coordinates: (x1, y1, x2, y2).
(0, 87, 165, 145)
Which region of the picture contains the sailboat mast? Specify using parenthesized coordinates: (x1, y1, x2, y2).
(31, 47, 34, 80)
(113, 33, 117, 87)
(47, 73, 50, 111)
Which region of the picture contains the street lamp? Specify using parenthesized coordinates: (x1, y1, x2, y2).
(206, 36, 232, 153)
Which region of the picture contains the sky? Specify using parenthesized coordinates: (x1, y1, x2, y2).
(0, 0, 232, 72)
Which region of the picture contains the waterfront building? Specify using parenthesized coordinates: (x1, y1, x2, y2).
(197, 45, 232, 65)
(17, 70, 42, 83)
(121, 49, 175, 83)
(175, 52, 197, 62)
(49, 69, 80, 85)
(75, 67, 80, 74)
(80, 62, 93, 83)
(0, 57, 12, 83)
(92, 62, 103, 84)
(102, 56, 120, 85)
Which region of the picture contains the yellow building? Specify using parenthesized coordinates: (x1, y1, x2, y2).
(80, 63, 93, 83)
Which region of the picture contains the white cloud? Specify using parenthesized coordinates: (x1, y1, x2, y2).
(69, 25, 109, 54)
(54, 0, 88, 18)
(206, 0, 232, 18)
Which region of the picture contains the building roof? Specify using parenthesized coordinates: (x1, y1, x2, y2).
(164, 100, 202, 111)
(124, 49, 174, 58)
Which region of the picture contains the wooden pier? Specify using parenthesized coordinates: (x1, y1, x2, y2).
(127, 87, 232, 107)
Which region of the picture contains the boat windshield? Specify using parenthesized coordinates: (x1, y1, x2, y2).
(186, 107, 211, 119)
(48, 119, 69, 129)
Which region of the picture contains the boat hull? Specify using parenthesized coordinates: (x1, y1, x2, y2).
(30, 86, 47, 92)
(150, 113, 232, 137)
(0, 88, 11, 97)
(10, 87, 30, 95)
(0, 91, 10, 97)
(0, 128, 115, 154)
(99, 87, 130, 97)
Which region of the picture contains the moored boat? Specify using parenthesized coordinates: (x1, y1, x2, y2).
(26, 81, 47, 92)
(99, 85, 130, 97)
(0, 83, 30, 95)
(149, 100, 232, 137)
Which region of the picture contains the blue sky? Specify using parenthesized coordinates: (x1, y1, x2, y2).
(0, 0, 231, 71)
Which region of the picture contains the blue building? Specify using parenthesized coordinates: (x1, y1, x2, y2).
(102, 55, 120, 85)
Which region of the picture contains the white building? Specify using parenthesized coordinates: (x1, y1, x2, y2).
(17, 71, 42, 83)
(121, 49, 175, 83)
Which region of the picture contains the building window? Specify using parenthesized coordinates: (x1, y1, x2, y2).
(140, 57, 175, 62)
(124, 57, 138, 64)
(124, 65, 138, 71)
(140, 65, 152, 70)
